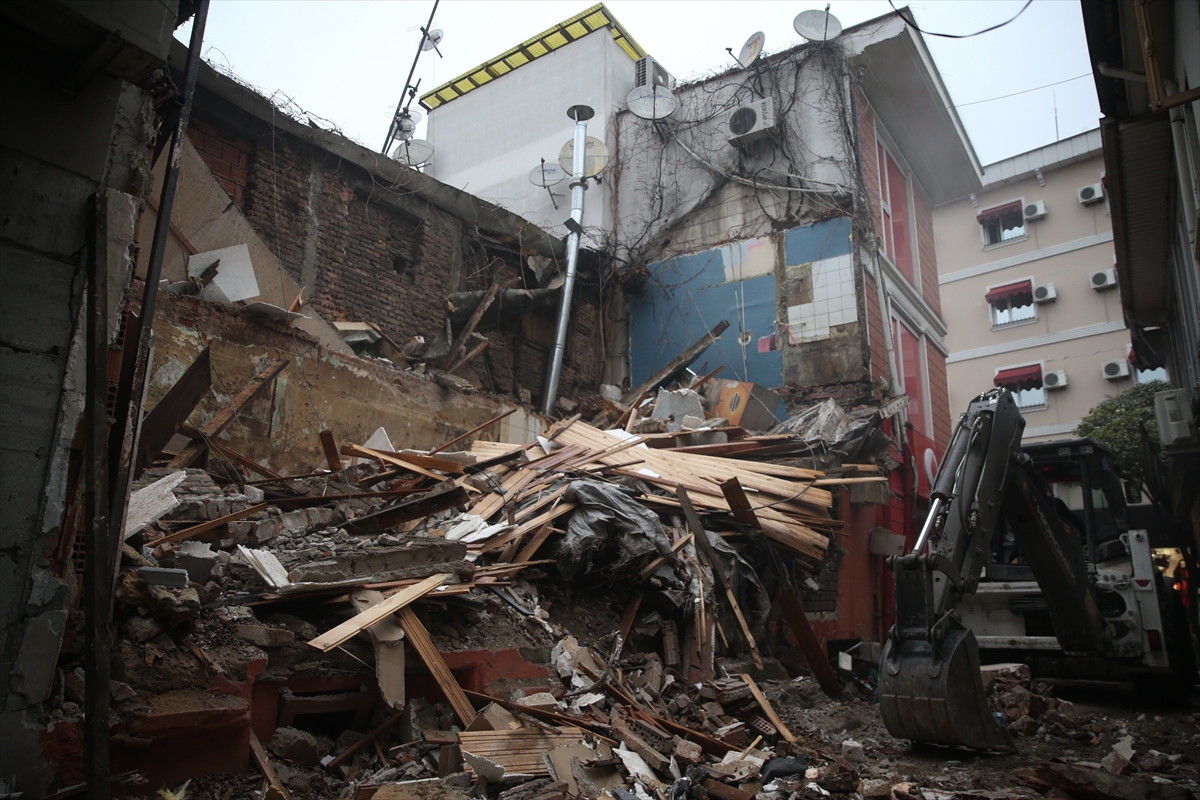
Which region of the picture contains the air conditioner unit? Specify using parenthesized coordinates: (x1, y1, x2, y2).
(634, 55, 674, 90)
(1155, 389, 1196, 446)
(1090, 268, 1117, 290)
(1078, 183, 1105, 205)
(1102, 359, 1131, 380)
(726, 97, 775, 144)
(1023, 200, 1047, 221)
(1043, 370, 1069, 389)
(1033, 283, 1057, 303)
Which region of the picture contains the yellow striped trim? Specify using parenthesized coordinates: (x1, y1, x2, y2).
(420, 3, 646, 110)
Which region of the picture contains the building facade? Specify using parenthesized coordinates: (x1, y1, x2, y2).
(933, 130, 1147, 443)
(1082, 0, 1200, 538)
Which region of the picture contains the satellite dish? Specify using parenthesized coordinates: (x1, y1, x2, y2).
(558, 136, 609, 178)
(391, 138, 434, 166)
(627, 85, 677, 120)
(529, 162, 567, 187)
(420, 29, 444, 51)
(396, 110, 421, 139)
(737, 31, 766, 68)
(794, 8, 842, 41)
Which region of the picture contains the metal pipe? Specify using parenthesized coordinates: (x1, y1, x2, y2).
(1166, 80, 1199, 255)
(912, 497, 943, 555)
(542, 105, 592, 414)
(1097, 61, 1148, 83)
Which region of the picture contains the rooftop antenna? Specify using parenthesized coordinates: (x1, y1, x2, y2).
(627, 84, 678, 120)
(382, 0, 443, 155)
(731, 31, 765, 69)
(793, 4, 842, 42)
(529, 158, 567, 209)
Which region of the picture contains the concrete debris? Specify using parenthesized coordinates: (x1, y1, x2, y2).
(38, 359, 1196, 800)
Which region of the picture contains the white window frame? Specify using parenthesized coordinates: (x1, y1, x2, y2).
(994, 360, 1048, 412)
(985, 274, 1038, 330)
(875, 124, 920, 289)
(978, 197, 1028, 250)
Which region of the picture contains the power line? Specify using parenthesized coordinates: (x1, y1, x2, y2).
(887, 0, 1034, 39)
(955, 73, 1091, 108)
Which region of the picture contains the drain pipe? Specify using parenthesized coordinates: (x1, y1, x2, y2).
(1165, 80, 1199, 254)
(543, 104, 593, 415)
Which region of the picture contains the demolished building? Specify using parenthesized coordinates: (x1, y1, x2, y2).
(7, 2, 1199, 799)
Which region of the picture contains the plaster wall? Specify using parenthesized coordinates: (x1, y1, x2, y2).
(150, 295, 537, 476)
(934, 152, 1128, 440)
(425, 30, 635, 241)
(0, 68, 153, 797)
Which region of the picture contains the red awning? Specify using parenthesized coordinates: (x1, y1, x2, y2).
(977, 200, 1022, 224)
(985, 280, 1033, 304)
(994, 364, 1042, 391)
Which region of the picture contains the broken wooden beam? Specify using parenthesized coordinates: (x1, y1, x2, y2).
(778, 588, 842, 698)
(621, 320, 729, 404)
(677, 487, 764, 670)
(136, 346, 211, 474)
(308, 573, 450, 652)
(430, 407, 517, 455)
(249, 728, 291, 800)
(155, 502, 269, 546)
(342, 483, 469, 534)
(166, 358, 289, 468)
(442, 281, 500, 370)
(319, 430, 343, 471)
(719, 477, 761, 528)
(324, 708, 405, 771)
(397, 606, 477, 726)
(740, 673, 795, 743)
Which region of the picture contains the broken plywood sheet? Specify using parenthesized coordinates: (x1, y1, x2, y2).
(123, 470, 187, 539)
(457, 728, 586, 777)
(137, 137, 351, 355)
(187, 243, 260, 304)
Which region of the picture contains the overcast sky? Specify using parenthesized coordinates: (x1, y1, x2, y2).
(178, 0, 1099, 167)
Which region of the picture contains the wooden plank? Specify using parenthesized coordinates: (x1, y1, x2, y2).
(249, 728, 291, 800)
(324, 708, 405, 771)
(740, 673, 795, 743)
(372, 451, 466, 475)
(166, 358, 289, 468)
(397, 606, 476, 725)
(513, 522, 556, 564)
(637, 534, 693, 579)
(622, 319, 729, 405)
(442, 281, 500, 370)
(309, 573, 449, 651)
(156, 502, 269, 545)
(319, 430, 343, 471)
(342, 483, 469, 534)
(341, 443, 446, 481)
(778, 588, 842, 698)
(447, 335, 489, 375)
(136, 346, 211, 473)
(719, 477, 761, 528)
(462, 691, 616, 744)
(206, 437, 283, 480)
(430, 407, 517, 455)
(678, 488, 763, 670)
(476, 503, 576, 552)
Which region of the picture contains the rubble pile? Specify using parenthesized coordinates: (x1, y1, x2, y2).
(44, 365, 1200, 800)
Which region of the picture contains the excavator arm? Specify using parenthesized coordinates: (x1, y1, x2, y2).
(879, 389, 1106, 750)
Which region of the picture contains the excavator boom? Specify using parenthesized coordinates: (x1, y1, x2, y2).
(879, 389, 1106, 750)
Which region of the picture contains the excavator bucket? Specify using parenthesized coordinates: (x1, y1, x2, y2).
(879, 627, 1015, 752)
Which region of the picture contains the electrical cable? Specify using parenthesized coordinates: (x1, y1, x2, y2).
(886, 0, 1034, 39)
(954, 73, 1090, 108)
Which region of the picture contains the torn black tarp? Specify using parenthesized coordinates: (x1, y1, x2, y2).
(558, 480, 673, 579)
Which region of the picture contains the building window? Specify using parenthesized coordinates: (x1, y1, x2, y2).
(877, 141, 914, 283)
(994, 363, 1046, 410)
(893, 318, 927, 435)
(1136, 365, 1168, 384)
(986, 279, 1036, 327)
(977, 200, 1026, 247)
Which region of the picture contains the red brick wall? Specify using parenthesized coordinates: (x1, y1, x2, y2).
(187, 110, 604, 403)
(187, 118, 252, 204)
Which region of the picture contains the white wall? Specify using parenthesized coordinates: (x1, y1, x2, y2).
(425, 31, 635, 243)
